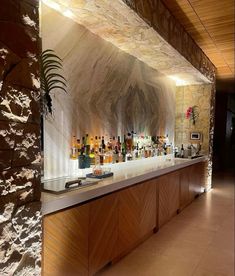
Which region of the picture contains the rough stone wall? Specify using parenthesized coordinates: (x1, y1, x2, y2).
(122, 0, 216, 83)
(208, 83, 216, 188)
(0, 0, 41, 275)
(175, 84, 212, 154)
(175, 83, 215, 190)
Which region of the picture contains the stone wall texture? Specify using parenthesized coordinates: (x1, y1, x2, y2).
(122, 0, 216, 83)
(175, 83, 215, 190)
(0, 0, 41, 275)
(175, 84, 212, 154)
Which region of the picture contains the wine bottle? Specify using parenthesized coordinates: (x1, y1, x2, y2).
(180, 144, 184, 158)
(122, 135, 127, 162)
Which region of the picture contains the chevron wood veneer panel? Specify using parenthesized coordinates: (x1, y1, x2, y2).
(43, 205, 89, 276)
(179, 167, 190, 210)
(158, 171, 180, 227)
(169, 171, 180, 217)
(118, 184, 141, 256)
(89, 193, 118, 275)
(139, 179, 157, 237)
(158, 175, 170, 227)
(118, 179, 157, 257)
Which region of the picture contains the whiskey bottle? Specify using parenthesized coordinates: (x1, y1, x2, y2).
(76, 139, 81, 156)
(70, 136, 77, 159)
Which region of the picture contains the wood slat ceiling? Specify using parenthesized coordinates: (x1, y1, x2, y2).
(162, 0, 234, 80)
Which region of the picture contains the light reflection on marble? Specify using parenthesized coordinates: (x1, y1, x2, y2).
(42, 5, 176, 179)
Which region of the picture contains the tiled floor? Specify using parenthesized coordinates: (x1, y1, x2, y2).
(99, 171, 235, 276)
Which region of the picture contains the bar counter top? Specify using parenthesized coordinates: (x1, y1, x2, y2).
(41, 155, 206, 215)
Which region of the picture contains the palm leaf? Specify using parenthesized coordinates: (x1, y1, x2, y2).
(42, 53, 63, 61)
(40, 49, 67, 114)
(44, 65, 63, 75)
(42, 59, 63, 68)
(48, 85, 67, 93)
(48, 79, 67, 89)
(45, 73, 67, 82)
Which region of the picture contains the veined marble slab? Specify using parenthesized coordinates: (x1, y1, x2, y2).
(42, 5, 176, 179)
(41, 156, 207, 215)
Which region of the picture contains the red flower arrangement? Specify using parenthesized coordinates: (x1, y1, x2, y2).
(186, 105, 199, 125)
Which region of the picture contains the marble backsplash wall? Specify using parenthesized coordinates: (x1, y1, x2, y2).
(42, 5, 175, 179)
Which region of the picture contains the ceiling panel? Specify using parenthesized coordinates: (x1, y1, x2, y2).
(162, 0, 234, 80)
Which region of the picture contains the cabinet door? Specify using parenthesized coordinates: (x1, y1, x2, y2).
(43, 204, 89, 276)
(118, 184, 141, 256)
(195, 162, 206, 194)
(139, 179, 157, 237)
(188, 162, 205, 201)
(89, 193, 118, 275)
(118, 179, 157, 257)
(180, 167, 190, 210)
(158, 171, 180, 227)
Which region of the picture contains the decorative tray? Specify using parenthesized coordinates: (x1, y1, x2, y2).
(86, 172, 114, 179)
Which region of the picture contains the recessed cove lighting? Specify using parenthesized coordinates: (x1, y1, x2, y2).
(168, 75, 188, 86)
(42, 0, 61, 12)
(63, 9, 74, 19)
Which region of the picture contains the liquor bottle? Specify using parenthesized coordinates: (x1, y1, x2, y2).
(101, 136, 105, 151)
(89, 137, 95, 166)
(131, 131, 134, 149)
(144, 146, 148, 158)
(108, 145, 113, 164)
(180, 144, 184, 158)
(85, 136, 90, 156)
(84, 133, 89, 146)
(116, 136, 121, 152)
(90, 137, 94, 152)
(76, 139, 81, 156)
(78, 146, 86, 169)
(126, 150, 133, 161)
(103, 150, 109, 164)
(83, 134, 90, 168)
(94, 150, 100, 165)
(126, 133, 132, 151)
(113, 146, 119, 163)
(121, 135, 127, 162)
(70, 136, 77, 159)
(108, 137, 113, 150)
(112, 136, 116, 150)
(82, 136, 85, 151)
(135, 143, 139, 159)
(94, 136, 99, 153)
(99, 148, 104, 165)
